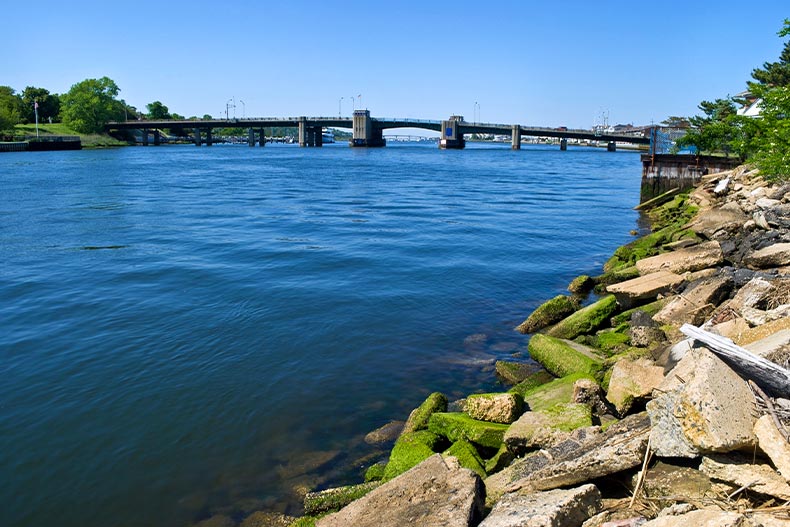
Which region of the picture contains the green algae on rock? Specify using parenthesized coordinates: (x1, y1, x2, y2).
(444, 438, 487, 478)
(401, 392, 448, 435)
(494, 360, 539, 385)
(546, 295, 619, 340)
(504, 402, 594, 454)
(527, 334, 604, 378)
(568, 275, 595, 295)
(515, 294, 579, 334)
(382, 430, 444, 481)
(303, 481, 381, 515)
(427, 412, 509, 449)
(464, 392, 524, 424)
(521, 372, 598, 413)
(508, 370, 556, 398)
(364, 461, 386, 482)
(485, 443, 515, 475)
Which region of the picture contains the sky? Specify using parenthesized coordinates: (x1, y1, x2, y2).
(3, 1, 789, 129)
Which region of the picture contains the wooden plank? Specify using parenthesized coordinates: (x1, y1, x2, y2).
(680, 324, 790, 397)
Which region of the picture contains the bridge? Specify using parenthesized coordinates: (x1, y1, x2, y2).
(105, 110, 651, 151)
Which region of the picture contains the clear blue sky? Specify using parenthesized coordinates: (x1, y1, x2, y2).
(4, 1, 788, 128)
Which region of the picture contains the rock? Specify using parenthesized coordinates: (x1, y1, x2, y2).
(316, 455, 485, 527)
(509, 370, 556, 398)
(572, 378, 613, 416)
(640, 510, 759, 527)
(239, 511, 295, 527)
(464, 393, 524, 424)
(486, 444, 515, 474)
(754, 415, 790, 482)
(636, 461, 711, 500)
(745, 242, 790, 269)
(714, 176, 731, 195)
(479, 484, 601, 527)
(401, 392, 448, 435)
(444, 439, 487, 478)
(547, 296, 619, 340)
(755, 211, 771, 230)
(745, 329, 790, 358)
(700, 454, 790, 500)
(605, 358, 665, 416)
(742, 304, 790, 326)
(193, 515, 234, 527)
(656, 503, 695, 517)
(569, 275, 595, 295)
(653, 275, 733, 327)
(739, 317, 790, 346)
(710, 318, 751, 344)
(428, 412, 509, 449)
(496, 361, 541, 385)
(756, 197, 782, 209)
(364, 462, 386, 482)
(522, 373, 597, 412)
(583, 514, 647, 527)
(607, 272, 685, 309)
(517, 295, 579, 334)
(304, 481, 381, 515)
(504, 403, 593, 454)
(528, 335, 604, 378)
(687, 202, 748, 239)
(647, 348, 756, 458)
(364, 421, 405, 445)
(486, 413, 650, 500)
(610, 299, 667, 327)
(635, 241, 724, 275)
(382, 430, 443, 481)
(629, 326, 666, 348)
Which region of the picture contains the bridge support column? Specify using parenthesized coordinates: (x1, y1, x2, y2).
(350, 109, 385, 147)
(194, 128, 202, 146)
(153, 130, 161, 146)
(259, 128, 265, 146)
(607, 141, 616, 152)
(560, 138, 568, 151)
(206, 129, 213, 146)
(511, 125, 521, 150)
(439, 116, 465, 149)
(299, 118, 312, 147)
(248, 128, 255, 147)
(142, 129, 149, 146)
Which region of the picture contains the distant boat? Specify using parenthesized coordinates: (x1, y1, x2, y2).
(322, 128, 335, 144)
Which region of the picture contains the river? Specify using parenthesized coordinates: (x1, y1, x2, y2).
(1, 142, 644, 526)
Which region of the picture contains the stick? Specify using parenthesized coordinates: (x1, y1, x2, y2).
(630, 435, 652, 509)
(749, 380, 790, 444)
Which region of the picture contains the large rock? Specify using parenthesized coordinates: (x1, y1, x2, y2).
(607, 271, 684, 309)
(486, 413, 650, 501)
(528, 334, 604, 378)
(754, 415, 790, 482)
(428, 412, 509, 449)
(686, 202, 748, 238)
(365, 421, 404, 445)
(635, 241, 724, 275)
(745, 242, 790, 269)
(640, 510, 759, 527)
(546, 296, 619, 340)
(382, 430, 443, 481)
(700, 454, 790, 500)
(744, 329, 790, 358)
(605, 358, 665, 416)
(445, 439, 487, 478)
(479, 484, 601, 527)
(464, 393, 524, 424)
(647, 348, 757, 458)
(316, 455, 485, 527)
(652, 275, 733, 327)
(496, 361, 542, 385)
(517, 295, 579, 334)
(401, 392, 448, 435)
(636, 461, 711, 501)
(304, 481, 381, 515)
(504, 403, 593, 454)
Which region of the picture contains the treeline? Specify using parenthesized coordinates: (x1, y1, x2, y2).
(677, 19, 790, 181)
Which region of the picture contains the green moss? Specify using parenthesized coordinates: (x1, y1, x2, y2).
(485, 443, 515, 474)
(568, 275, 595, 295)
(593, 266, 640, 292)
(427, 412, 509, 449)
(303, 481, 379, 515)
(495, 361, 536, 385)
(522, 372, 597, 412)
(539, 402, 594, 430)
(508, 370, 556, 398)
(364, 461, 386, 482)
(546, 295, 619, 340)
(382, 430, 442, 481)
(528, 334, 604, 378)
(444, 439, 486, 478)
(609, 298, 667, 327)
(401, 392, 448, 434)
(593, 330, 631, 355)
(515, 295, 579, 334)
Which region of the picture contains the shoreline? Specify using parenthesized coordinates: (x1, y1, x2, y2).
(248, 164, 790, 527)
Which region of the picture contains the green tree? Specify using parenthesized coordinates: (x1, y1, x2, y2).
(0, 86, 22, 132)
(751, 83, 790, 180)
(20, 86, 60, 123)
(146, 100, 170, 120)
(675, 98, 751, 157)
(751, 19, 790, 87)
(61, 77, 124, 134)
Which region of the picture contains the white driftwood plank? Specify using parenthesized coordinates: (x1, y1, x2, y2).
(680, 323, 790, 397)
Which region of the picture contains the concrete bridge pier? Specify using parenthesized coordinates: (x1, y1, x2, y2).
(194, 128, 202, 146)
(350, 109, 385, 147)
(298, 118, 323, 147)
(142, 129, 149, 146)
(560, 138, 568, 151)
(511, 125, 521, 150)
(153, 130, 161, 146)
(248, 128, 255, 147)
(205, 129, 213, 146)
(439, 116, 465, 149)
(607, 141, 617, 152)
(259, 128, 265, 147)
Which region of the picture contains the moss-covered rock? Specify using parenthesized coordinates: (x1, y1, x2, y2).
(504, 403, 594, 453)
(592, 329, 631, 355)
(303, 481, 380, 515)
(546, 295, 619, 340)
(443, 439, 486, 478)
(568, 274, 595, 295)
(609, 298, 667, 327)
(401, 392, 448, 435)
(527, 334, 604, 378)
(603, 226, 677, 273)
(427, 412, 509, 449)
(515, 295, 579, 334)
(494, 361, 538, 385)
(485, 443, 515, 474)
(382, 430, 443, 481)
(508, 369, 556, 398)
(364, 461, 386, 482)
(464, 392, 524, 424)
(522, 372, 598, 412)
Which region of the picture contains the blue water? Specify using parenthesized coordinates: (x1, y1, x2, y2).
(1, 142, 643, 527)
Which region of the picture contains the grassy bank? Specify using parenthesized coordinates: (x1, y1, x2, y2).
(13, 123, 128, 148)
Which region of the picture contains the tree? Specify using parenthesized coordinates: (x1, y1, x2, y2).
(60, 77, 124, 134)
(146, 100, 170, 120)
(0, 86, 22, 132)
(20, 86, 60, 123)
(751, 19, 790, 87)
(751, 83, 790, 180)
(675, 98, 751, 157)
